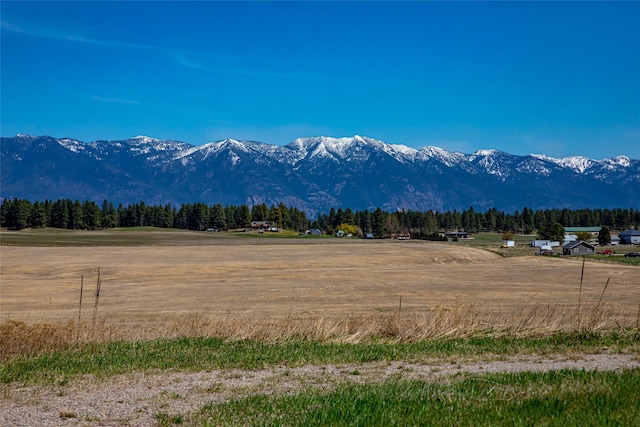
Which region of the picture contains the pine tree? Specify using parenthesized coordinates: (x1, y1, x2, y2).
(6, 199, 32, 229)
(70, 200, 84, 230)
(240, 205, 251, 229)
(372, 208, 385, 238)
(210, 204, 227, 230)
(30, 201, 48, 228)
(597, 226, 612, 246)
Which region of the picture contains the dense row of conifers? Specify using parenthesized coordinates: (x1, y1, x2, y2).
(1, 198, 639, 237)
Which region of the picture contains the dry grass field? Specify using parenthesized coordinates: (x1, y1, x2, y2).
(2, 229, 639, 349)
(2, 229, 640, 427)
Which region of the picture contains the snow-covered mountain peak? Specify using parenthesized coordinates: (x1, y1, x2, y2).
(287, 135, 417, 164)
(418, 146, 466, 166)
(319, 136, 360, 153)
(473, 149, 499, 157)
(216, 138, 244, 148)
(612, 155, 631, 167)
(132, 135, 161, 143)
(288, 136, 357, 160)
(15, 134, 38, 140)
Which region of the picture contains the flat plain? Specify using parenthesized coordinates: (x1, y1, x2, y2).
(1, 229, 638, 334)
(2, 229, 640, 426)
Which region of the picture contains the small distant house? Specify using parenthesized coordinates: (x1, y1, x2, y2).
(611, 236, 621, 245)
(564, 234, 578, 243)
(251, 221, 270, 230)
(502, 240, 515, 248)
(618, 230, 640, 245)
(306, 228, 322, 236)
(391, 233, 411, 240)
(563, 241, 596, 256)
(445, 231, 468, 240)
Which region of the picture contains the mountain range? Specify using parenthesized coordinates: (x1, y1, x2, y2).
(2, 134, 639, 216)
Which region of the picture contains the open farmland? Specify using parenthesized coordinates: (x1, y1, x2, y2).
(2, 229, 640, 426)
(1, 229, 639, 337)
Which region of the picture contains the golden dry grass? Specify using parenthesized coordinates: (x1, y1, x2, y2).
(1, 238, 639, 358)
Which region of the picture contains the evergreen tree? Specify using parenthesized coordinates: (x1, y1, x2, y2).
(184, 203, 209, 230)
(533, 210, 547, 231)
(70, 200, 84, 230)
(82, 201, 101, 230)
(559, 208, 573, 227)
(521, 207, 535, 234)
(327, 208, 337, 228)
(278, 202, 290, 229)
(372, 208, 385, 238)
(174, 206, 187, 229)
(0, 199, 10, 227)
(101, 200, 117, 228)
(251, 203, 268, 221)
(462, 207, 477, 232)
(210, 204, 227, 230)
(5, 199, 32, 229)
(597, 226, 612, 246)
(484, 208, 498, 231)
(343, 208, 356, 225)
(30, 201, 48, 228)
(269, 204, 283, 229)
(240, 205, 251, 229)
(424, 210, 437, 234)
(357, 210, 372, 233)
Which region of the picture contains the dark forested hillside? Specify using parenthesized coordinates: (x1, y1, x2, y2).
(2, 135, 639, 215)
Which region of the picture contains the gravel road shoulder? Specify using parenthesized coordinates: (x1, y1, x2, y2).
(2, 353, 639, 427)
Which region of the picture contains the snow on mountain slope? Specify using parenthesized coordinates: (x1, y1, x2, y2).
(530, 154, 598, 174)
(285, 135, 418, 165)
(416, 146, 466, 166)
(57, 138, 88, 154)
(8, 133, 637, 178)
(3, 133, 639, 214)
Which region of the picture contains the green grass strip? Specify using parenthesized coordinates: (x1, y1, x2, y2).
(2, 331, 638, 384)
(193, 369, 640, 426)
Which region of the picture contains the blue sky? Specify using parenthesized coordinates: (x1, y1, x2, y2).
(2, 1, 639, 159)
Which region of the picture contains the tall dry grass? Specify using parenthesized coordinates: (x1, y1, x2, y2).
(0, 300, 629, 361)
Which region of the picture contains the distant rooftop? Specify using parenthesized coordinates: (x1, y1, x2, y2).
(563, 227, 601, 233)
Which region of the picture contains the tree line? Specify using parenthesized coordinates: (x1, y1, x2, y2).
(309, 206, 639, 239)
(0, 199, 309, 232)
(1, 198, 639, 236)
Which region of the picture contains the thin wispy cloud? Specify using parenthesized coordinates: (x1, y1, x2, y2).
(1, 20, 165, 52)
(2, 19, 358, 83)
(92, 96, 140, 106)
(4, 17, 407, 88)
